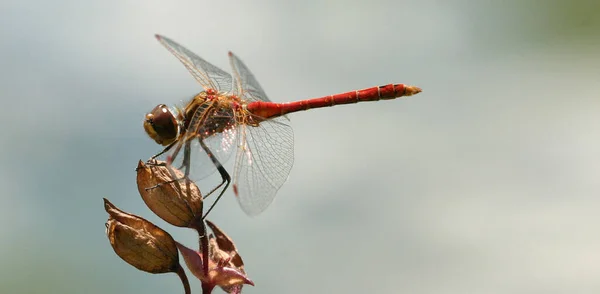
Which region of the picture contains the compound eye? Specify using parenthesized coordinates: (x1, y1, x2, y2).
(143, 104, 179, 146)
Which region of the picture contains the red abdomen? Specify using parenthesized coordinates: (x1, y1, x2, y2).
(246, 83, 421, 119)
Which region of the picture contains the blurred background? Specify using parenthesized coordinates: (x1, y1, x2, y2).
(1, 0, 600, 293)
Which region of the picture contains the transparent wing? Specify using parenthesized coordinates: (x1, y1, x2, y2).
(156, 35, 232, 93)
(228, 51, 273, 103)
(166, 132, 236, 182)
(232, 116, 294, 216)
(198, 107, 239, 174)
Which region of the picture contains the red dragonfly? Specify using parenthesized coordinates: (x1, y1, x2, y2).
(144, 35, 421, 217)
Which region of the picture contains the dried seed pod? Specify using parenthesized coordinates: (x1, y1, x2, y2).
(136, 160, 203, 227)
(104, 198, 179, 274)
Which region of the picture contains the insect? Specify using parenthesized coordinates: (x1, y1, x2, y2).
(144, 35, 421, 217)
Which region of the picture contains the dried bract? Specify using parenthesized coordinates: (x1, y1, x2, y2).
(176, 221, 253, 293)
(206, 220, 245, 275)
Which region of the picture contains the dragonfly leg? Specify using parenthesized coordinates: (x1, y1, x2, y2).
(177, 141, 191, 170)
(143, 139, 180, 170)
(148, 140, 178, 161)
(143, 160, 166, 167)
(144, 139, 187, 191)
(199, 138, 231, 219)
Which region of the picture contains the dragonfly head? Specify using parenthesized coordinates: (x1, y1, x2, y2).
(143, 104, 179, 146)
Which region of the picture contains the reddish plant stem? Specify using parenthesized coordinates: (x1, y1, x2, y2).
(190, 216, 210, 278)
(202, 283, 215, 294)
(175, 264, 191, 294)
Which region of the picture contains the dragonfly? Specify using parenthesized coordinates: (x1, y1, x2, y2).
(144, 34, 421, 217)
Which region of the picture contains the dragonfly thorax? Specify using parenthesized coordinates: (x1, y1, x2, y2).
(178, 93, 239, 140)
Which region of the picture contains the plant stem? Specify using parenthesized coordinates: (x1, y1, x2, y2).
(175, 264, 191, 294)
